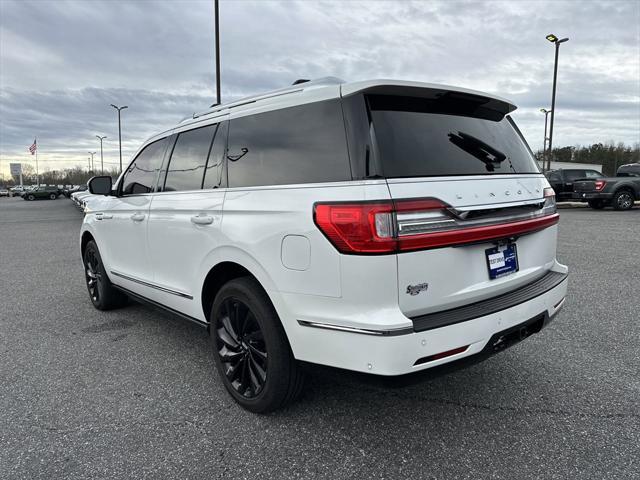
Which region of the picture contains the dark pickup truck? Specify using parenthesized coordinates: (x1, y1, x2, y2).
(546, 168, 604, 201)
(573, 163, 640, 210)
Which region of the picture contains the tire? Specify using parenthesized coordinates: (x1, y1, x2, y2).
(27, 194, 35, 201)
(588, 199, 605, 209)
(49, 193, 57, 200)
(210, 277, 304, 413)
(612, 190, 634, 211)
(83, 240, 128, 310)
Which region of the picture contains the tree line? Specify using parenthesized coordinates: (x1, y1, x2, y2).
(534, 142, 640, 176)
(3, 165, 120, 186)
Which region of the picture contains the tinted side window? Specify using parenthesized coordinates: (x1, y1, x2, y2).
(564, 170, 585, 182)
(163, 125, 216, 192)
(584, 170, 602, 178)
(547, 171, 561, 182)
(203, 121, 228, 189)
(226, 100, 351, 187)
(121, 139, 167, 195)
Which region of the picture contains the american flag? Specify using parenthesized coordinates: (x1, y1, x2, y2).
(28, 138, 37, 155)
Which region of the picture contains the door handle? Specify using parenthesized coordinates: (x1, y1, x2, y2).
(131, 213, 146, 222)
(191, 214, 214, 225)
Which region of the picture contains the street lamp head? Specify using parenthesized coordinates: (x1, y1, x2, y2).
(121, 106, 128, 110)
(546, 34, 569, 45)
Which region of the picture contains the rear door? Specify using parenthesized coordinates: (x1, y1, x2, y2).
(364, 93, 558, 317)
(146, 120, 228, 320)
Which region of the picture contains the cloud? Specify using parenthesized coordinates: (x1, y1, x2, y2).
(1, 0, 638, 176)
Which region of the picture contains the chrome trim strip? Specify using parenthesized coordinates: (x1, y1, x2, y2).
(110, 271, 193, 300)
(297, 320, 413, 336)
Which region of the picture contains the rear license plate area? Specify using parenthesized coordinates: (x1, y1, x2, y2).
(485, 243, 519, 279)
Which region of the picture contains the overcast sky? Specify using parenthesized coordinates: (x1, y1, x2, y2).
(1, 0, 639, 178)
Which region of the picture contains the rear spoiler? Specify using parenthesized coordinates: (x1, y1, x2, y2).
(341, 81, 517, 122)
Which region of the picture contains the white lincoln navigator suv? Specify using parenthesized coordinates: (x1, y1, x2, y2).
(81, 78, 568, 412)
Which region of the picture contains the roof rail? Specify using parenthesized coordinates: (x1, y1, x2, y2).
(185, 77, 345, 122)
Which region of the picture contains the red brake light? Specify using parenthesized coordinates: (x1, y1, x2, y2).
(314, 197, 559, 255)
(595, 180, 606, 191)
(313, 202, 397, 253)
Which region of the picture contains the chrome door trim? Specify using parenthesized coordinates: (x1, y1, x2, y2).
(110, 270, 193, 300)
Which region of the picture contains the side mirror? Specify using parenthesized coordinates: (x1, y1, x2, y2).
(88, 176, 113, 195)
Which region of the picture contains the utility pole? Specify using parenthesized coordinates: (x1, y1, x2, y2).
(96, 135, 107, 175)
(545, 34, 569, 172)
(110, 104, 128, 173)
(214, 0, 221, 106)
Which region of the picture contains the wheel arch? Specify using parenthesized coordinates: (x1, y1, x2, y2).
(198, 248, 284, 332)
(613, 184, 636, 198)
(80, 230, 95, 256)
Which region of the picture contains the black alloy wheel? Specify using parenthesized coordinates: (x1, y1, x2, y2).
(27, 194, 35, 201)
(84, 247, 102, 304)
(210, 277, 304, 413)
(613, 190, 634, 210)
(82, 240, 128, 310)
(49, 193, 57, 200)
(215, 297, 268, 398)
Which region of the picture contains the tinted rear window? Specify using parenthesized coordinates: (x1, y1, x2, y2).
(368, 94, 539, 177)
(226, 100, 351, 187)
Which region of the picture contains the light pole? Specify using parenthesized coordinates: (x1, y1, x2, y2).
(110, 104, 128, 173)
(540, 108, 552, 171)
(214, 0, 221, 106)
(87, 157, 91, 173)
(96, 135, 107, 175)
(88, 152, 96, 173)
(545, 34, 569, 173)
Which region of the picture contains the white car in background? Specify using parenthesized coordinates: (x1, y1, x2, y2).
(79, 77, 568, 413)
(9, 186, 25, 196)
(71, 190, 93, 209)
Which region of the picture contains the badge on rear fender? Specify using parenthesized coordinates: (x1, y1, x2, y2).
(406, 283, 429, 296)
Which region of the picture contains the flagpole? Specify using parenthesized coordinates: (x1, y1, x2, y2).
(35, 137, 39, 186)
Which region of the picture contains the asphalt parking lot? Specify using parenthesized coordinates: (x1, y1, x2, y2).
(1, 197, 639, 479)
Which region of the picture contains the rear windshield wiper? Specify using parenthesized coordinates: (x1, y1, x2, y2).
(448, 131, 507, 172)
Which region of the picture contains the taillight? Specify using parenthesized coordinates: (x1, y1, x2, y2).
(314, 196, 559, 255)
(313, 202, 397, 253)
(542, 187, 557, 215)
(595, 180, 606, 191)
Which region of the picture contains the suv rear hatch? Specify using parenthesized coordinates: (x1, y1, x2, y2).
(365, 89, 558, 319)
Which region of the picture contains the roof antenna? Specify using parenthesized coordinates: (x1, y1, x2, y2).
(292, 79, 310, 85)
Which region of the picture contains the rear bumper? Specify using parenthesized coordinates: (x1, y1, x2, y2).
(572, 192, 613, 200)
(289, 266, 568, 376)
